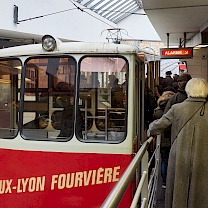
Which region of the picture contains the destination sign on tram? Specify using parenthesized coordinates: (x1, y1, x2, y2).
(160, 48, 193, 59)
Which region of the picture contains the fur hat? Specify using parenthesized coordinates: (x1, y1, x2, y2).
(157, 91, 174, 106)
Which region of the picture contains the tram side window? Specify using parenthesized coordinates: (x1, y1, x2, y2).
(0, 59, 20, 139)
(78, 56, 128, 142)
(21, 56, 77, 141)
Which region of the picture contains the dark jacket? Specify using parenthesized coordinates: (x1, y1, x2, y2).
(153, 91, 174, 148)
(171, 81, 179, 92)
(162, 76, 174, 88)
(164, 82, 187, 114)
(144, 88, 157, 128)
(154, 100, 168, 119)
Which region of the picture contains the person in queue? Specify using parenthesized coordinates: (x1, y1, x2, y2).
(171, 74, 179, 92)
(144, 80, 157, 129)
(156, 77, 165, 96)
(153, 90, 175, 188)
(162, 71, 173, 89)
(164, 73, 192, 113)
(148, 78, 208, 208)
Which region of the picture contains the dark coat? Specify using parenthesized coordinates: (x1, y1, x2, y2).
(154, 100, 168, 119)
(144, 88, 157, 128)
(149, 97, 208, 208)
(162, 76, 174, 88)
(164, 82, 187, 114)
(153, 99, 171, 148)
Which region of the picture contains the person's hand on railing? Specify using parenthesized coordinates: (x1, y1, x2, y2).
(147, 129, 151, 137)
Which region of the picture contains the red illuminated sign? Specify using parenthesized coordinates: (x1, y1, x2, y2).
(179, 63, 187, 70)
(178, 61, 187, 72)
(160, 48, 193, 59)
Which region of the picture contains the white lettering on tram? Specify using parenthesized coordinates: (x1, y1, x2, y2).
(17, 176, 45, 193)
(0, 179, 13, 194)
(0, 176, 45, 194)
(50, 166, 121, 190)
(0, 166, 121, 194)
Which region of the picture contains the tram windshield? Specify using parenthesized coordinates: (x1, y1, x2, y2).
(0, 55, 128, 142)
(22, 56, 76, 140)
(79, 56, 128, 141)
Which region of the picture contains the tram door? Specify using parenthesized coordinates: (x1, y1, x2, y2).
(147, 60, 160, 95)
(135, 59, 145, 152)
(146, 61, 155, 91)
(133, 58, 145, 195)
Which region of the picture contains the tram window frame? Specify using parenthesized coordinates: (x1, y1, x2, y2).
(20, 55, 78, 142)
(0, 58, 21, 139)
(77, 55, 128, 143)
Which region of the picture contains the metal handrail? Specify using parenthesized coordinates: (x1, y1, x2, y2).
(148, 135, 161, 208)
(101, 137, 154, 208)
(148, 144, 159, 168)
(130, 171, 147, 208)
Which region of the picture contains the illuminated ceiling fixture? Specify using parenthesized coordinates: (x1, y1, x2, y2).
(193, 44, 208, 50)
(195, 44, 208, 48)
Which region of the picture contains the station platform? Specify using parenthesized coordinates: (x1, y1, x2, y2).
(155, 163, 165, 208)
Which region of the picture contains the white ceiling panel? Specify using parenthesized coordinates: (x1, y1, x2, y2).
(143, 0, 208, 47)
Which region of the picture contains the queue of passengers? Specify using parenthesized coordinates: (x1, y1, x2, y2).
(147, 71, 208, 208)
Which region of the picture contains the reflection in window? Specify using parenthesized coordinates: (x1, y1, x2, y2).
(78, 56, 128, 142)
(0, 59, 20, 138)
(21, 56, 77, 140)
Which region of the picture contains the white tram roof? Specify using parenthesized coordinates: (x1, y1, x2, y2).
(0, 37, 158, 61)
(0, 41, 142, 58)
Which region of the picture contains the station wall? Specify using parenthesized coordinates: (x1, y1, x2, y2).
(185, 48, 208, 80)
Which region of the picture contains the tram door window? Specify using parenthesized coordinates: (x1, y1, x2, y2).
(21, 56, 76, 140)
(0, 59, 20, 138)
(78, 56, 128, 141)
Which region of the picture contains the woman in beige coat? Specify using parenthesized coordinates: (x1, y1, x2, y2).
(148, 78, 208, 208)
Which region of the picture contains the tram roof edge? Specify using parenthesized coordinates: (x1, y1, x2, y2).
(0, 41, 149, 58)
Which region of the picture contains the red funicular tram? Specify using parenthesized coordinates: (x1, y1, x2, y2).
(0, 35, 159, 207)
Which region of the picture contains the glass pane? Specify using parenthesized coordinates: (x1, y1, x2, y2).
(21, 56, 76, 140)
(78, 56, 128, 142)
(0, 59, 20, 138)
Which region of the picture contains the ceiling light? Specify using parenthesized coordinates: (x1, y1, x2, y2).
(195, 44, 208, 48)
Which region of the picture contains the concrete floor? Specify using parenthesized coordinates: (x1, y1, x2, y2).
(154, 163, 165, 208)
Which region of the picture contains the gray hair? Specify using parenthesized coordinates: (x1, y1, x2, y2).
(185, 78, 208, 98)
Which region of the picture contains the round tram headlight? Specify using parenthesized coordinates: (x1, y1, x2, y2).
(42, 35, 56, 51)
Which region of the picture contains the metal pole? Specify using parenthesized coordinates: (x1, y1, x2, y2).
(167, 33, 169, 48)
(179, 38, 182, 48)
(184, 32, 187, 48)
(141, 151, 148, 208)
